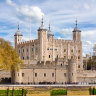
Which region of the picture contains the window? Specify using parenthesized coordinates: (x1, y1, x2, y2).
(22, 73, 24, 77)
(64, 56, 66, 59)
(27, 56, 29, 60)
(52, 73, 54, 77)
(64, 49, 66, 52)
(36, 48, 38, 51)
(23, 57, 24, 60)
(49, 55, 50, 58)
(78, 50, 80, 53)
(32, 48, 33, 51)
(72, 73, 73, 76)
(35, 73, 37, 77)
(18, 39, 19, 41)
(71, 56, 73, 59)
(61, 64, 62, 66)
(78, 56, 80, 59)
(47, 48, 49, 50)
(64, 73, 66, 77)
(19, 50, 20, 53)
(78, 65, 80, 68)
(27, 49, 28, 52)
(71, 50, 73, 52)
(18, 73, 19, 76)
(44, 73, 46, 77)
(23, 49, 24, 52)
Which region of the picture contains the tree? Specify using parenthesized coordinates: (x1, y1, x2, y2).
(0, 38, 23, 71)
(87, 56, 96, 70)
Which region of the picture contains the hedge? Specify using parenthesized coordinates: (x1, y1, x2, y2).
(0, 88, 27, 96)
(50, 89, 67, 96)
(89, 87, 96, 95)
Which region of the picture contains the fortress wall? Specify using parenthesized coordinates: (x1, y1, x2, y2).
(77, 70, 96, 83)
(14, 68, 68, 84)
(56, 69, 68, 83)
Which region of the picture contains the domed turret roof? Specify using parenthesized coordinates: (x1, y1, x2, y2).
(14, 24, 23, 36)
(47, 23, 54, 36)
(38, 16, 47, 31)
(73, 26, 81, 32)
(73, 18, 81, 32)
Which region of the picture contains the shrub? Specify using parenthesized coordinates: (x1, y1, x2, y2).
(50, 89, 67, 96)
(89, 87, 96, 95)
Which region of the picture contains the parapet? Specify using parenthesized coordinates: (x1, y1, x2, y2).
(18, 39, 38, 45)
(54, 39, 74, 44)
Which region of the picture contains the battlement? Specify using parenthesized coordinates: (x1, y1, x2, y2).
(54, 39, 74, 43)
(18, 39, 38, 45)
(78, 70, 96, 73)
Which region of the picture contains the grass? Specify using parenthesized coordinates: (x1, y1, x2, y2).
(26, 89, 89, 96)
(68, 89, 89, 95)
(0, 87, 90, 96)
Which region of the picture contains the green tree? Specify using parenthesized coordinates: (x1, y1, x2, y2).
(0, 38, 23, 71)
(87, 56, 96, 70)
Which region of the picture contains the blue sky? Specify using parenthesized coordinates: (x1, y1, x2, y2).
(0, 0, 96, 56)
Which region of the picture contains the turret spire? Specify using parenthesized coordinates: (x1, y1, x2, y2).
(48, 23, 51, 31)
(41, 15, 44, 26)
(75, 17, 78, 27)
(18, 23, 19, 30)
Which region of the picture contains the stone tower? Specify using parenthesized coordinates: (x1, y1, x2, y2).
(73, 19, 81, 41)
(68, 59, 77, 83)
(14, 24, 23, 49)
(38, 17, 47, 62)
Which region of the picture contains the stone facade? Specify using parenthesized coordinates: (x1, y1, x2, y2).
(12, 18, 96, 84)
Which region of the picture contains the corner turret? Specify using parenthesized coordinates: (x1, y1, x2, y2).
(14, 24, 23, 49)
(73, 18, 81, 41)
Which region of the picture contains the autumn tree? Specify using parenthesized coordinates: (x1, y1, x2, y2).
(0, 38, 23, 71)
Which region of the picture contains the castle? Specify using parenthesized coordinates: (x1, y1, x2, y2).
(12, 17, 96, 84)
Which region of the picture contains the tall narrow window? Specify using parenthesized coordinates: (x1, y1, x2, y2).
(49, 55, 50, 58)
(32, 48, 33, 51)
(27, 56, 29, 60)
(52, 73, 54, 77)
(18, 73, 19, 76)
(23, 49, 24, 52)
(23, 57, 24, 60)
(22, 73, 24, 77)
(64, 73, 66, 77)
(19, 50, 20, 53)
(35, 73, 37, 77)
(44, 73, 46, 77)
(78, 50, 80, 53)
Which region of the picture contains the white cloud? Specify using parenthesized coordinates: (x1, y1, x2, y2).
(6, 0, 17, 8)
(6, 0, 44, 23)
(84, 3, 90, 9)
(17, 6, 44, 22)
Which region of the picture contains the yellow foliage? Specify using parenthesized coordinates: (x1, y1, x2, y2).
(0, 38, 24, 71)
